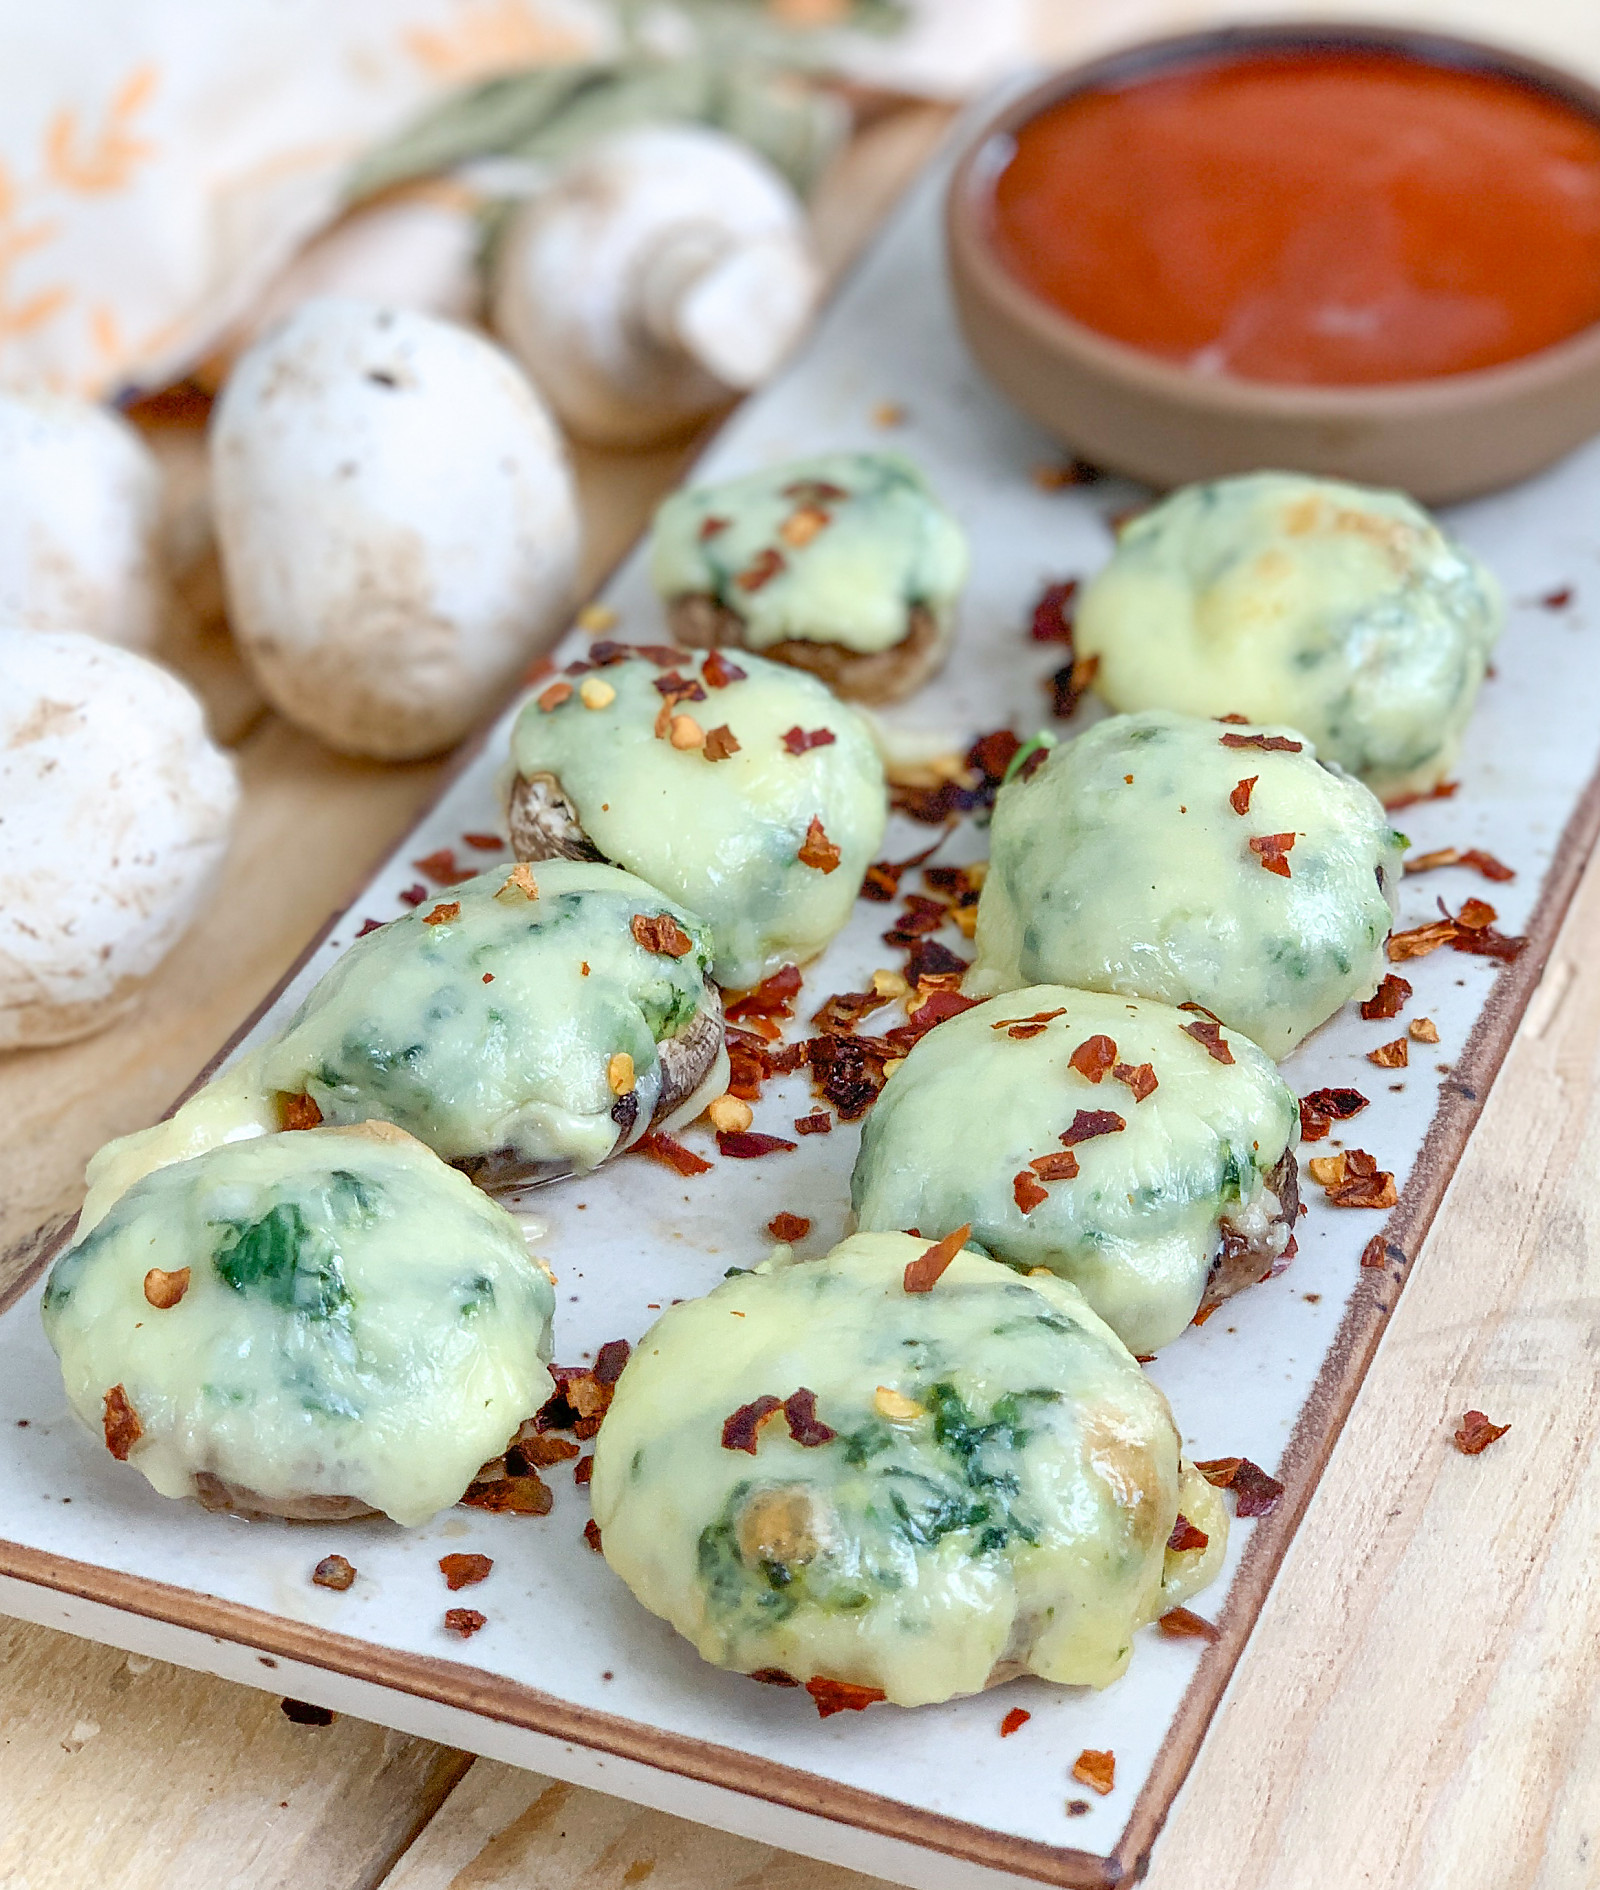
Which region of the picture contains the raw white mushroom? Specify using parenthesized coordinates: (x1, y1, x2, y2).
(0, 390, 163, 650)
(491, 125, 821, 446)
(211, 297, 580, 759)
(0, 629, 238, 1050)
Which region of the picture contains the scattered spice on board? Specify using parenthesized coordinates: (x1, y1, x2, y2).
(311, 1555, 356, 1592)
(806, 1678, 886, 1717)
(1158, 1607, 1221, 1643)
(460, 1474, 552, 1516)
(1072, 1750, 1116, 1795)
(1000, 1708, 1032, 1737)
(633, 1132, 713, 1177)
(414, 847, 471, 883)
(1405, 846, 1514, 881)
(444, 1609, 487, 1638)
(1030, 578, 1079, 642)
(768, 1212, 811, 1241)
(439, 1554, 493, 1591)
(583, 1519, 603, 1553)
(1454, 1410, 1510, 1455)
(1362, 974, 1412, 1019)
(717, 1130, 797, 1159)
(398, 883, 428, 906)
(1411, 1017, 1440, 1043)
(1367, 1037, 1409, 1069)
(1297, 1086, 1370, 1139)
(794, 1113, 832, 1136)
(1196, 1456, 1284, 1517)
(1360, 1236, 1389, 1270)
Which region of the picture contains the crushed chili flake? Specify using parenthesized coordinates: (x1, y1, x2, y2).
(1248, 831, 1296, 877)
(633, 1132, 712, 1177)
(701, 649, 746, 688)
(749, 1668, 801, 1687)
(717, 1130, 797, 1159)
(726, 963, 802, 1026)
(1112, 1061, 1158, 1103)
(1167, 1514, 1209, 1552)
(638, 644, 693, 667)
(1360, 1236, 1390, 1269)
(439, 1553, 493, 1591)
(574, 1455, 594, 1485)
(807, 1032, 889, 1119)
(1072, 1750, 1116, 1795)
(883, 893, 951, 945)
(1031, 1149, 1081, 1181)
(444, 1608, 487, 1638)
(537, 681, 573, 712)
(806, 1677, 887, 1717)
(355, 915, 386, 937)
(594, 1340, 631, 1385)
(583, 1519, 603, 1554)
(698, 514, 731, 541)
(1326, 1164, 1398, 1209)
(903, 1224, 971, 1294)
(1066, 1034, 1115, 1082)
(891, 728, 1024, 824)
(1367, 1037, 1409, 1069)
(700, 724, 740, 762)
(904, 939, 968, 983)
(463, 832, 504, 852)
(993, 1005, 1068, 1034)
(1451, 924, 1527, 962)
(1410, 1016, 1440, 1043)
(1014, 1170, 1049, 1213)
(782, 725, 837, 755)
(312, 1555, 356, 1592)
(999, 1707, 1032, 1737)
(1060, 1108, 1125, 1146)
(398, 884, 426, 908)
(1050, 653, 1100, 719)
(1454, 896, 1496, 930)
(1030, 579, 1079, 643)
(1406, 846, 1515, 881)
(1362, 974, 1413, 1020)
(1454, 1409, 1510, 1455)
(1219, 732, 1302, 753)
(1298, 1086, 1370, 1140)
(1158, 1607, 1221, 1643)
(1229, 775, 1257, 815)
(1540, 585, 1573, 608)
(794, 1112, 832, 1136)
(460, 1474, 552, 1515)
(1182, 1018, 1234, 1064)
(630, 911, 694, 957)
(652, 669, 708, 708)
(509, 1433, 580, 1470)
(1196, 1456, 1284, 1517)
(414, 847, 472, 884)
(784, 1388, 836, 1447)
(768, 1212, 812, 1241)
(102, 1385, 141, 1460)
(1387, 919, 1460, 961)
(1033, 459, 1103, 489)
(798, 816, 842, 873)
(736, 547, 786, 592)
(142, 1265, 191, 1310)
(722, 1395, 783, 1453)
(422, 901, 461, 926)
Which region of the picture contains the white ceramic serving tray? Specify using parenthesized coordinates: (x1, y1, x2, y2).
(4, 120, 1600, 1890)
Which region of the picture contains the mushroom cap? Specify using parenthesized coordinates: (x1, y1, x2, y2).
(212, 297, 580, 759)
(0, 629, 237, 1049)
(0, 389, 163, 650)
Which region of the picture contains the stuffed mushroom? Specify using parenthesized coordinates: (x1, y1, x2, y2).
(852, 987, 1300, 1354)
(42, 1124, 557, 1526)
(590, 1231, 1227, 1706)
(506, 644, 886, 988)
(648, 452, 968, 703)
(1074, 473, 1502, 803)
(970, 710, 1406, 1059)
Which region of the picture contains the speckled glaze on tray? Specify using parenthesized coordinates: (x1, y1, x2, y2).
(3, 112, 1600, 1890)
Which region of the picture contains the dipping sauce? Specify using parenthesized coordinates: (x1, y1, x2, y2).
(989, 47, 1600, 385)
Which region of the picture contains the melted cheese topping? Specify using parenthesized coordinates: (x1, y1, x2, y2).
(590, 1232, 1226, 1706)
(648, 452, 968, 655)
(852, 987, 1299, 1354)
(971, 710, 1405, 1058)
(1075, 474, 1501, 802)
(508, 651, 886, 988)
(43, 1128, 555, 1526)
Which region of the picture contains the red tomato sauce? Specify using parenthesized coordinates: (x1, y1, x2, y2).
(988, 47, 1600, 385)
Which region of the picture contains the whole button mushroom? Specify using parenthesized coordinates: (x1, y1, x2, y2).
(0, 629, 238, 1050)
(0, 389, 164, 650)
(211, 298, 580, 760)
(491, 125, 821, 447)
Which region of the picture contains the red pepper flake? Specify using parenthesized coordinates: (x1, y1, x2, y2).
(717, 1130, 797, 1159)
(1248, 831, 1296, 877)
(537, 681, 573, 712)
(1050, 653, 1100, 719)
(1072, 1750, 1116, 1795)
(652, 670, 708, 711)
(1455, 896, 1497, 930)
(1361, 974, 1413, 1020)
(698, 515, 731, 541)
(1059, 1109, 1126, 1146)
(1219, 732, 1302, 753)
(784, 1388, 836, 1447)
(782, 725, 837, 755)
(460, 1475, 552, 1515)
(102, 1385, 141, 1460)
(574, 1455, 594, 1485)
(1182, 1018, 1234, 1064)
(1158, 1607, 1221, 1643)
(1450, 924, 1528, 963)
(398, 883, 428, 906)
(444, 1608, 487, 1638)
(992, 1006, 1067, 1033)
(813, 990, 891, 1033)
(1386, 778, 1461, 811)
(904, 939, 968, 984)
(725, 963, 802, 1028)
(1540, 585, 1573, 609)
(703, 724, 740, 761)
(1166, 1515, 1209, 1553)
(1454, 1409, 1510, 1455)
(630, 911, 695, 957)
(736, 547, 786, 592)
(422, 901, 461, 926)
(510, 1433, 581, 1468)
(312, 1555, 356, 1592)
(1367, 1037, 1408, 1069)
(463, 832, 504, 851)
(1386, 918, 1460, 961)
(1014, 1170, 1049, 1213)
(722, 1395, 783, 1453)
(701, 649, 746, 688)
(1112, 1061, 1158, 1103)
(439, 1553, 493, 1591)
(782, 478, 851, 504)
(414, 847, 471, 884)
(277, 1091, 322, 1132)
(594, 1339, 632, 1385)
(749, 1668, 802, 1687)
(1405, 846, 1514, 882)
(1323, 1149, 1398, 1209)
(806, 1677, 887, 1718)
(903, 1224, 971, 1294)
(798, 816, 842, 874)
(355, 916, 385, 937)
(768, 1212, 812, 1241)
(1229, 775, 1258, 815)
(633, 1132, 713, 1177)
(999, 1707, 1032, 1737)
(583, 1519, 603, 1554)
(1033, 459, 1103, 489)
(1360, 1235, 1390, 1269)
(807, 1032, 890, 1119)
(1068, 1034, 1117, 1082)
(1030, 1150, 1080, 1181)
(1298, 1086, 1370, 1140)
(1196, 1456, 1284, 1517)
(1030, 579, 1079, 642)
(142, 1266, 191, 1310)
(794, 1112, 832, 1135)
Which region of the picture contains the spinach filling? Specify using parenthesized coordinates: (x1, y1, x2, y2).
(209, 1169, 378, 1320)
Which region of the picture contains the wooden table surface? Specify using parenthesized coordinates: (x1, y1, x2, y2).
(6, 87, 1600, 1890)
